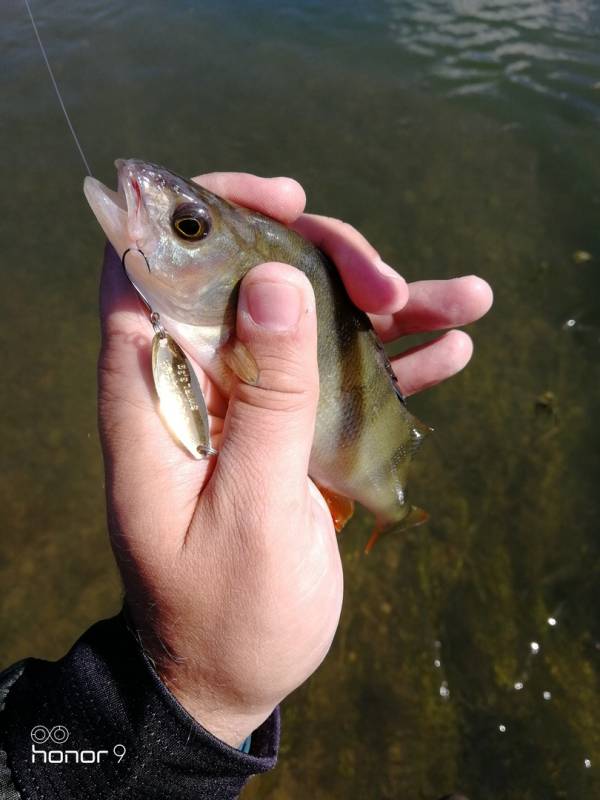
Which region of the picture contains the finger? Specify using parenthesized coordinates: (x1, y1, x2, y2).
(371, 276, 493, 341)
(291, 214, 409, 314)
(211, 262, 318, 510)
(391, 329, 473, 397)
(193, 173, 306, 224)
(100, 242, 147, 342)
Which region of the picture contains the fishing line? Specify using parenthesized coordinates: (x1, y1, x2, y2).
(23, 0, 92, 176)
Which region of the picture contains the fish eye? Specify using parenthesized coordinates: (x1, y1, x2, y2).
(172, 205, 211, 241)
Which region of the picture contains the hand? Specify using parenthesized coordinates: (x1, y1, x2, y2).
(98, 172, 492, 747)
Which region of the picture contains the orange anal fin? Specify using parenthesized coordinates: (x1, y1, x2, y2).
(364, 506, 429, 554)
(317, 486, 355, 533)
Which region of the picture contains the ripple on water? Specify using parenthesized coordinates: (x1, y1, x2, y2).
(385, 0, 600, 118)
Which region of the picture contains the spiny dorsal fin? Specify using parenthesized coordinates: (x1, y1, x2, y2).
(367, 328, 407, 405)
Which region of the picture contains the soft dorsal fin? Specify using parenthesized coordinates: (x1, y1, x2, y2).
(367, 328, 433, 446)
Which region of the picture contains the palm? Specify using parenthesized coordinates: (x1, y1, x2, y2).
(99, 286, 336, 526)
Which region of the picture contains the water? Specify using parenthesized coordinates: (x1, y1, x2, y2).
(1, 1, 599, 797)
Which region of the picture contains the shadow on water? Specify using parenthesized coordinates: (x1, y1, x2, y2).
(1, 1, 599, 798)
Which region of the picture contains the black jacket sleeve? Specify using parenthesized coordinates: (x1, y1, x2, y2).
(0, 613, 279, 799)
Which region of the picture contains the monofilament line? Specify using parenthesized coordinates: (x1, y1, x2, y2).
(23, 0, 92, 176)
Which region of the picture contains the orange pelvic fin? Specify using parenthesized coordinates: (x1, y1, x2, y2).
(317, 486, 355, 533)
(364, 506, 429, 554)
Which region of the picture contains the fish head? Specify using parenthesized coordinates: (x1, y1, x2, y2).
(84, 159, 255, 325)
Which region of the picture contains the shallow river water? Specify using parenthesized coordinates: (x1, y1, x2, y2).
(1, 1, 599, 798)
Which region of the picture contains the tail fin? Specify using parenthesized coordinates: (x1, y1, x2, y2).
(364, 506, 429, 554)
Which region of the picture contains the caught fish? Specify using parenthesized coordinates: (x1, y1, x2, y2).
(84, 159, 431, 550)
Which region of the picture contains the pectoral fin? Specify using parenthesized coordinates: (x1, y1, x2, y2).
(364, 506, 429, 554)
(221, 338, 260, 385)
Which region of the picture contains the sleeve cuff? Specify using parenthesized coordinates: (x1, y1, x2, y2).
(0, 612, 279, 799)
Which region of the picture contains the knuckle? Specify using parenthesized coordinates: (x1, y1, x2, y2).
(327, 217, 359, 241)
(235, 380, 315, 415)
(327, 220, 376, 260)
(241, 348, 319, 412)
(340, 220, 358, 236)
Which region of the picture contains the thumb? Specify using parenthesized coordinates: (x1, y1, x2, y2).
(215, 261, 319, 501)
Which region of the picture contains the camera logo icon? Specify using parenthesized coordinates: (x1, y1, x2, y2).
(31, 725, 70, 745)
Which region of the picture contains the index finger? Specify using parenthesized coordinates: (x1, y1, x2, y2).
(291, 214, 409, 315)
(193, 172, 306, 224)
(196, 175, 408, 315)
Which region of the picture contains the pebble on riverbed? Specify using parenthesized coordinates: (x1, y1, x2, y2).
(573, 250, 592, 264)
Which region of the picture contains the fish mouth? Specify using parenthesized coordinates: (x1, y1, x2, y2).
(114, 159, 150, 241)
(83, 159, 160, 300)
(83, 159, 149, 249)
(85, 159, 181, 318)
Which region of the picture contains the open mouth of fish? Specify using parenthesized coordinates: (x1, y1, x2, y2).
(83, 159, 148, 252)
(83, 159, 170, 302)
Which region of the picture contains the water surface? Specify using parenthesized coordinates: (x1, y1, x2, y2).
(1, 1, 599, 797)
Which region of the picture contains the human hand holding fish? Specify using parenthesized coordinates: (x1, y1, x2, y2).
(93, 169, 492, 747)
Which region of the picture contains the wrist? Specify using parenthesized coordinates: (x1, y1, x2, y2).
(123, 603, 275, 748)
(163, 680, 274, 748)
